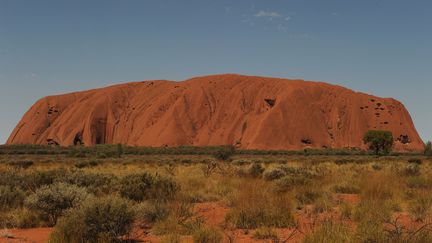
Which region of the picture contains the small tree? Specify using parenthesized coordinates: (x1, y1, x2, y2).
(363, 130, 394, 155)
(213, 145, 235, 161)
(424, 141, 432, 157)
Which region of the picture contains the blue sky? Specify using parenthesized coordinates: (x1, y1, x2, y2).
(0, 0, 431, 143)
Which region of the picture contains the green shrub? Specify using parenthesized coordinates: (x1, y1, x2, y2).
(0, 208, 41, 228)
(74, 160, 100, 169)
(424, 141, 432, 156)
(7, 160, 34, 169)
(50, 196, 135, 243)
(263, 168, 285, 181)
(212, 145, 235, 161)
(23, 169, 69, 192)
(56, 171, 117, 195)
(25, 183, 91, 225)
(332, 184, 360, 194)
(135, 201, 170, 225)
(119, 173, 178, 202)
(408, 158, 422, 165)
(405, 163, 421, 176)
(372, 163, 383, 171)
(247, 163, 264, 178)
(192, 227, 223, 243)
(0, 186, 26, 209)
(274, 175, 312, 192)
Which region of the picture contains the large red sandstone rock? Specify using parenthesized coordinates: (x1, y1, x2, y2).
(7, 74, 423, 151)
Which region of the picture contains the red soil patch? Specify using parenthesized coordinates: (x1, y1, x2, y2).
(0, 228, 52, 243)
(194, 202, 230, 227)
(7, 74, 423, 152)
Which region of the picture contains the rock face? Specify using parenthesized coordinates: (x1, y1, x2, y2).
(7, 74, 424, 151)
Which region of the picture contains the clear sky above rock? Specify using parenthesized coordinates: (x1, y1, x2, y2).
(0, 0, 431, 143)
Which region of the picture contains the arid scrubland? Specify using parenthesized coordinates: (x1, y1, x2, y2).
(1, 145, 432, 242)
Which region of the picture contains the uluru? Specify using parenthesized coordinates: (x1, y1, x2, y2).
(7, 74, 424, 152)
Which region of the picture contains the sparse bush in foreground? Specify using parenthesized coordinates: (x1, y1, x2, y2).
(226, 183, 295, 229)
(0, 185, 26, 209)
(303, 220, 353, 243)
(50, 196, 135, 243)
(247, 163, 265, 178)
(192, 226, 223, 243)
(409, 194, 432, 222)
(0, 208, 40, 228)
(25, 183, 91, 225)
(135, 201, 170, 225)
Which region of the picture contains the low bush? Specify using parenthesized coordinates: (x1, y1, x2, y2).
(225, 183, 295, 229)
(295, 187, 323, 205)
(332, 184, 360, 194)
(263, 168, 285, 181)
(192, 226, 223, 243)
(405, 163, 421, 176)
(274, 175, 312, 193)
(135, 201, 170, 225)
(247, 163, 264, 178)
(252, 227, 278, 240)
(25, 183, 91, 225)
(212, 145, 235, 161)
(406, 176, 432, 189)
(0, 186, 26, 209)
(372, 163, 383, 171)
(119, 173, 178, 202)
(7, 160, 34, 169)
(303, 220, 353, 243)
(0, 208, 41, 228)
(50, 196, 135, 243)
(56, 171, 117, 195)
(409, 194, 432, 222)
(408, 158, 422, 165)
(74, 160, 100, 168)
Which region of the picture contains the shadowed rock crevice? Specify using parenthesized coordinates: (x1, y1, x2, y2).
(264, 99, 276, 108)
(73, 132, 84, 146)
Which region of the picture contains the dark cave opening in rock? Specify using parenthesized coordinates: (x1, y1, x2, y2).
(264, 99, 276, 108)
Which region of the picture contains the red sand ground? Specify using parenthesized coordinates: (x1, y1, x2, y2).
(7, 74, 423, 152)
(3, 197, 425, 243)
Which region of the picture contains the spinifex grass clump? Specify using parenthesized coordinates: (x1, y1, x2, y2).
(225, 181, 295, 229)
